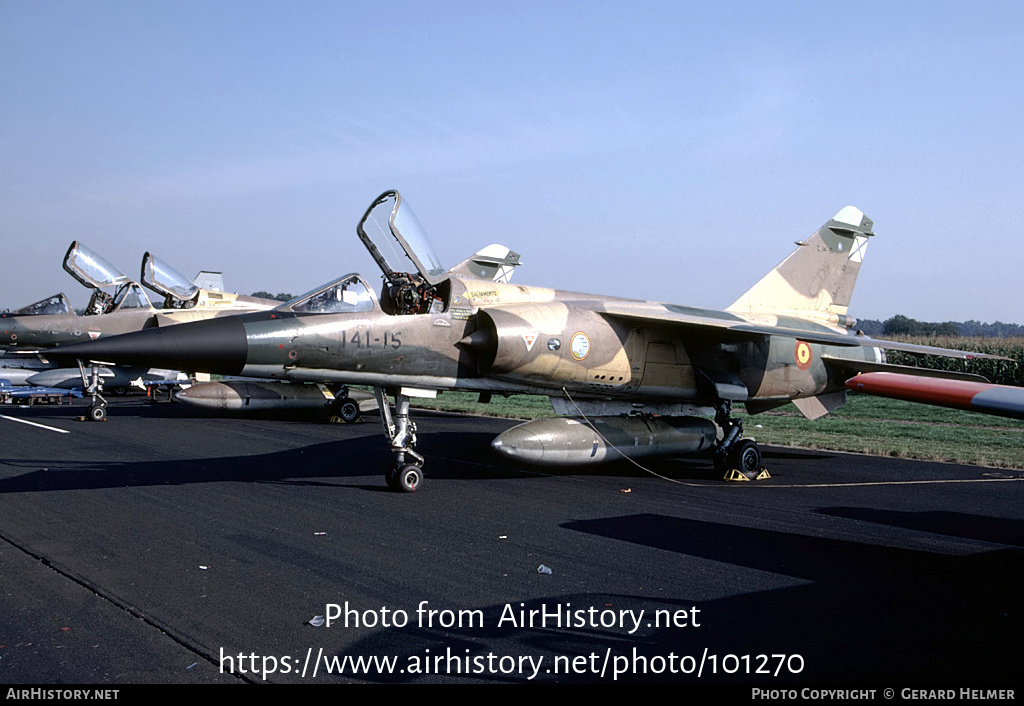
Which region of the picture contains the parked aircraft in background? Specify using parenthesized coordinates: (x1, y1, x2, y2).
(1, 242, 278, 350)
(846, 372, 1024, 420)
(1, 242, 284, 417)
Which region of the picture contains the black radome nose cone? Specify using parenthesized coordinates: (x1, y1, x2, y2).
(47, 316, 249, 375)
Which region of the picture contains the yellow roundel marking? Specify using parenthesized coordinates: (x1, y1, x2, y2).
(795, 341, 812, 370)
(570, 332, 590, 360)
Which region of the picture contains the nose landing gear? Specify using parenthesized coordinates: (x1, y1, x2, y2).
(375, 387, 425, 492)
(78, 360, 108, 422)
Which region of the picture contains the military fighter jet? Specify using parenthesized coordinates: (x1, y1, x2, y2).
(48, 190, 1006, 490)
(1, 242, 282, 417)
(0, 246, 144, 384)
(1, 242, 278, 350)
(170, 242, 521, 417)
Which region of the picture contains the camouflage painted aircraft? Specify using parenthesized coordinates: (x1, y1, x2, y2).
(2, 242, 282, 417)
(1, 244, 173, 385)
(1, 242, 278, 351)
(49, 190, 1005, 490)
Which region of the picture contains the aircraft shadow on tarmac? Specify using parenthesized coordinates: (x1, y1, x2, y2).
(0, 417, 783, 493)
(268, 511, 1022, 684)
(331, 514, 1023, 685)
(533, 513, 1023, 684)
(0, 437, 438, 494)
(4, 400, 839, 488)
(0, 442, 731, 494)
(0, 434, 666, 496)
(818, 506, 1024, 547)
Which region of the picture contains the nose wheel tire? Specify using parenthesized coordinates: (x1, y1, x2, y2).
(386, 464, 423, 493)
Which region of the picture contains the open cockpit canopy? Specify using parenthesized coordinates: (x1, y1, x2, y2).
(62, 242, 154, 315)
(142, 252, 200, 308)
(11, 293, 75, 316)
(356, 190, 451, 315)
(62, 241, 129, 290)
(357, 190, 446, 285)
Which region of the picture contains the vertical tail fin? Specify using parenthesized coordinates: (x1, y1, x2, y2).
(447, 244, 522, 283)
(726, 206, 874, 323)
(193, 271, 225, 292)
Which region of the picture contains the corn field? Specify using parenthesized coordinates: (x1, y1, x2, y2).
(884, 336, 1024, 386)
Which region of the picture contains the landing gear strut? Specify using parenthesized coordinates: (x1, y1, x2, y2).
(78, 360, 107, 422)
(713, 400, 769, 481)
(375, 387, 424, 492)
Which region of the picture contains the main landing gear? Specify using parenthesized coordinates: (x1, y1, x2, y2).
(713, 400, 769, 482)
(336, 397, 361, 423)
(331, 386, 362, 423)
(374, 387, 424, 492)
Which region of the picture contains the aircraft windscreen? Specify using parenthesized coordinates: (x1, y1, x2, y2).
(285, 274, 376, 314)
(63, 242, 130, 290)
(142, 253, 199, 301)
(284, 274, 376, 313)
(359, 191, 446, 282)
(13, 293, 75, 316)
(112, 284, 151, 310)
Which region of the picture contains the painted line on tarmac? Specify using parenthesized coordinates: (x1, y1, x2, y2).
(755, 476, 1024, 488)
(0, 415, 71, 434)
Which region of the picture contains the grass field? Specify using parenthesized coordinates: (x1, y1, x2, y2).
(413, 391, 1024, 469)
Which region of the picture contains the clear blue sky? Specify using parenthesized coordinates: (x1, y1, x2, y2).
(2, 0, 1022, 323)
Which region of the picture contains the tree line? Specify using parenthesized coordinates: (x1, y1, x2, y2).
(251, 291, 294, 302)
(856, 316, 1024, 338)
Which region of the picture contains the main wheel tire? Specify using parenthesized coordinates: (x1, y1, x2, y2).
(337, 398, 360, 423)
(89, 405, 107, 422)
(729, 439, 762, 479)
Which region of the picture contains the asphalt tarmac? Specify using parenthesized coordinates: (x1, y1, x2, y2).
(1, 398, 1021, 685)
